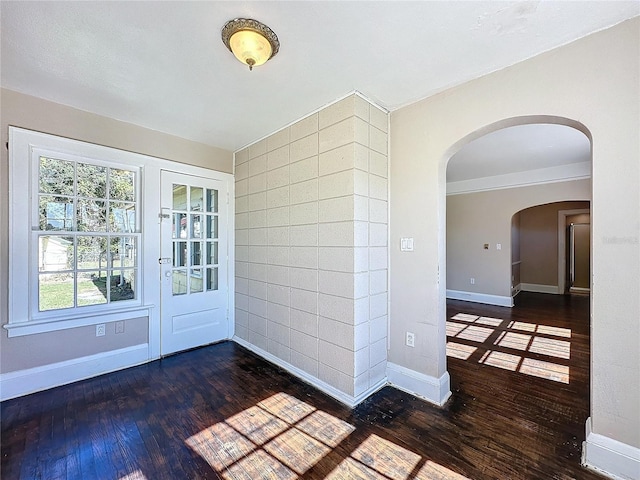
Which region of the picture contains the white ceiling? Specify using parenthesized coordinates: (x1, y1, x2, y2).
(447, 123, 591, 182)
(1, 1, 638, 154)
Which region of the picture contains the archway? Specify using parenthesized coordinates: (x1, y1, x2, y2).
(511, 202, 591, 297)
(444, 118, 592, 308)
(441, 116, 594, 465)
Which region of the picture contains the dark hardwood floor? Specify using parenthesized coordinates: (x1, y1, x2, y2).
(1, 292, 601, 479)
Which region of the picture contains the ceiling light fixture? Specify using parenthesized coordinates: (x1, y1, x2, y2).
(221, 18, 280, 71)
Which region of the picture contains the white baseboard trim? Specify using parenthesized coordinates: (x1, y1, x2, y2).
(570, 287, 591, 294)
(446, 289, 513, 307)
(233, 336, 386, 408)
(582, 417, 640, 480)
(386, 362, 451, 407)
(0, 344, 149, 401)
(512, 283, 522, 297)
(520, 283, 560, 294)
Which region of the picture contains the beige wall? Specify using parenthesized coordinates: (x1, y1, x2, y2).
(446, 182, 590, 297)
(519, 201, 590, 288)
(234, 95, 389, 399)
(0, 89, 233, 373)
(1, 318, 148, 372)
(390, 17, 639, 449)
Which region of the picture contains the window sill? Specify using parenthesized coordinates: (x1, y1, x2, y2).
(3, 305, 155, 338)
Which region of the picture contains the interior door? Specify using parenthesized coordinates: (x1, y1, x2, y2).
(160, 170, 228, 355)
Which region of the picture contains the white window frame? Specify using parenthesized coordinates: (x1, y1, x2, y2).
(6, 127, 150, 337)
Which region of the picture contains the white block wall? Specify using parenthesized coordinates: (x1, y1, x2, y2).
(235, 94, 388, 399)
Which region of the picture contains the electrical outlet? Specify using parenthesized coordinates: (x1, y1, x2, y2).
(115, 321, 125, 334)
(96, 324, 106, 337)
(406, 332, 415, 348)
(470, 278, 475, 285)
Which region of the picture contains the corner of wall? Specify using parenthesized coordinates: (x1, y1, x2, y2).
(386, 362, 451, 406)
(582, 417, 640, 480)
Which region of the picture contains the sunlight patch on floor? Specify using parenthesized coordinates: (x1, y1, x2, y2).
(327, 434, 420, 478)
(476, 316, 503, 327)
(185, 392, 354, 479)
(188, 392, 471, 480)
(447, 312, 572, 384)
(446, 341, 477, 360)
(496, 331, 531, 351)
(480, 350, 520, 371)
(451, 313, 479, 322)
(520, 358, 569, 383)
(418, 460, 472, 479)
(529, 337, 570, 359)
(327, 434, 471, 480)
(456, 325, 494, 343)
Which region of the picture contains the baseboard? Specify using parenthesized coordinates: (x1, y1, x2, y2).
(232, 336, 386, 408)
(512, 283, 522, 296)
(570, 287, 590, 294)
(446, 289, 513, 307)
(0, 344, 149, 401)
(520, 283, 561, 294)
(386, 362, 451, 406)
(582, 417, 640, 480)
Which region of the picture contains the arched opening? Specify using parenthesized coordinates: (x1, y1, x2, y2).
(513, 202, 591, 297)
(445, 119, 591, 307)
(442, 116, 593, 465)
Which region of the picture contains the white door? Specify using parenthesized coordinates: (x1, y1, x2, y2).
(160, 170, 228, 355)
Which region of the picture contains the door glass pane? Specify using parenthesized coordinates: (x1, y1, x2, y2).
(173, 213, 187, 239)
(39, 157, 74, 195)
(39, 196, 74, 231)
(206, 242, 218, 265)
(77, 271, 107, 306)
(206, 189, 218, 213)
(109, 202, 136, 232)
(77, 163, 107, 198)
(77, 236, 107, 270)
(191, 214, 202, 238)
(110, 237, 137, 268)
(206, 267, 218, 291)
(110, 169, 135, 201)
(39, 272, 74, 311)
(38, 235, 74, 272)
(173, 242, 187, 267)
(206, 215, 218, 239)
(111, 269, 135, 302)
(172, 270, 187, 295)
(78, 199, 107, 232)
(190, 269, 203, 293)
(191, 242, 202, 266)
(173, 184, 187, 210)
(190, 187, 203, 211)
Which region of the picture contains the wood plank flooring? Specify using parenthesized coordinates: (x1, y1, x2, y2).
(1, 292, 602, 479)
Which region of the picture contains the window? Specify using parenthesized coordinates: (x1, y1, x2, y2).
(35, 156, 140, 312)
(8, 128, 144, 334)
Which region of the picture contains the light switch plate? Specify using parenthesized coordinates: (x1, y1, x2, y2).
(400, 237, 414, 251)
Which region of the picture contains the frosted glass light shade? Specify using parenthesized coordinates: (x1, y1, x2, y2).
(229, 30, 273, 69)
(222, 18, 280, 71)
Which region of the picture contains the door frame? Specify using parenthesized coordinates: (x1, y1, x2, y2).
(158, 169, 231, 356)
(145, 164, 234, 360)
(557, 208, 590, 294)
